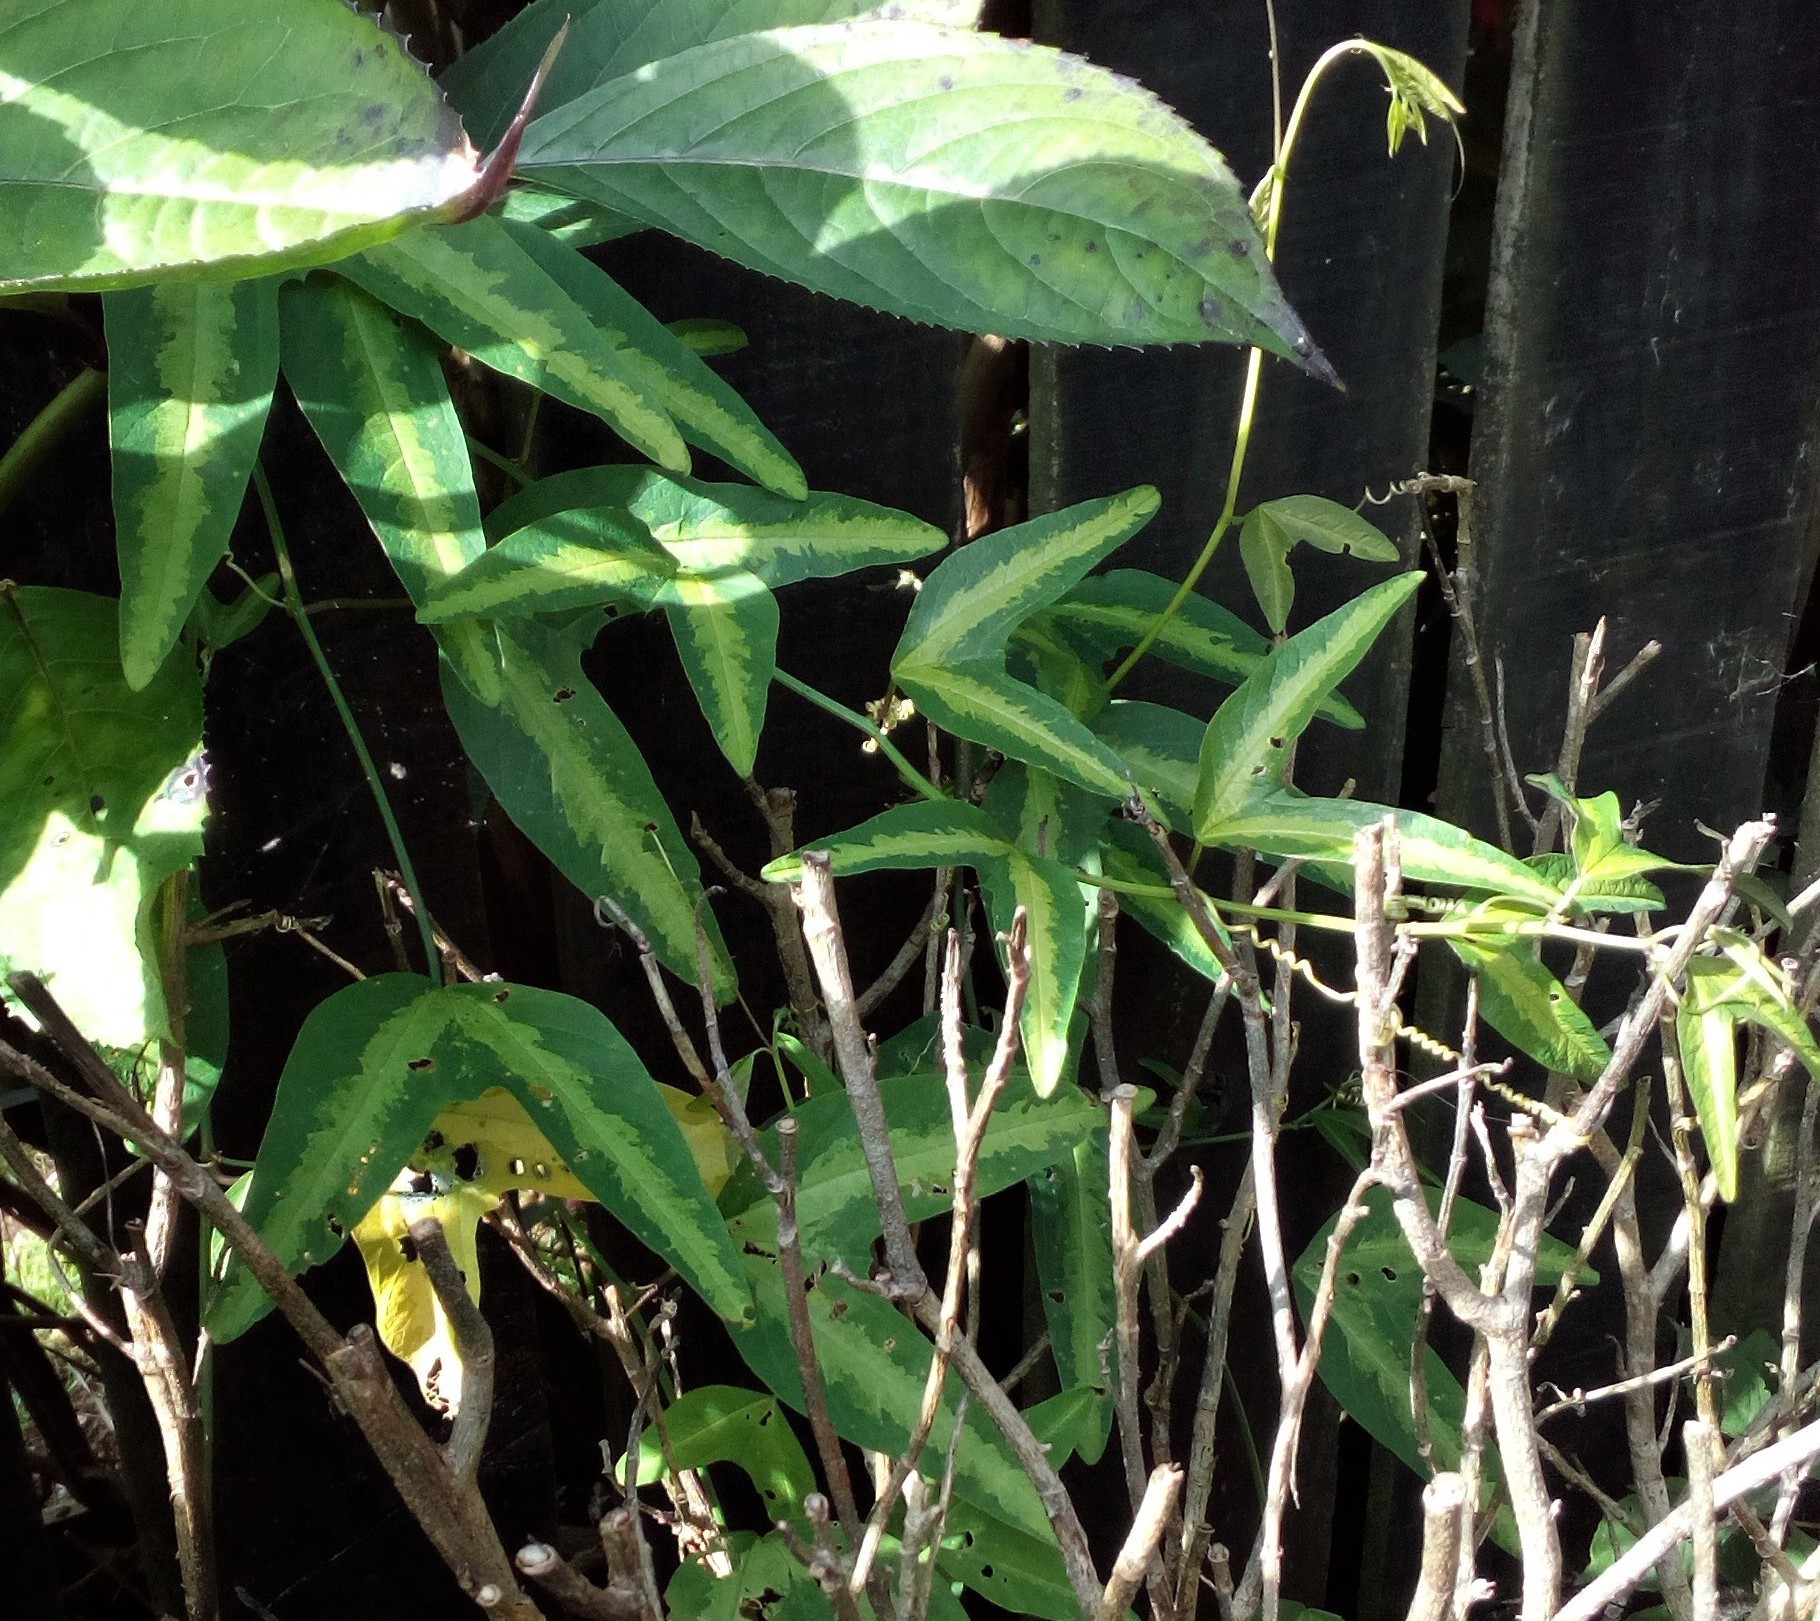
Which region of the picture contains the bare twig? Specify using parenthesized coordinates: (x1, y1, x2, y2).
(1096, 1466, 1184, 1621)
(1407, 1473, 1467, 1621)
(409, 1217, 495, 1484)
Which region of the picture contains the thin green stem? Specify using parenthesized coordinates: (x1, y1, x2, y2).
(252, 466, 443, 985)
(465, 435, 533, 488)
(772, 668, 945, 802)
(0, 367, 107, 523)
(1103, 40, 1374, 696)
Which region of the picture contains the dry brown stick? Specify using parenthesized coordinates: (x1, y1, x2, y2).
(1531, 620, 1607, 857)
(851, 922, 1028, 1600)
(1406, 1473, 1467, 1621)
(513, 1542, 634, 1621)
(599, 1503, 664, 1621)
(1687, 1421, 1718, 1621)
(410, 1218, 495, 1485)
(794, 853, 924, 1296)
(1096, 1465, 1184, 1621)
(381, 873, 491, 985)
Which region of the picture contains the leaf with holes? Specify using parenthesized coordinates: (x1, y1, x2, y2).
(279, 274, 500, 704)
(341, 214, 689, 472)
(627, 1387, 817, 1525)
(1194, 573, 1419, 836)
(1238, 496, 1401, 634)
(105, 277, 279, 689)
(0, 588, 206, 1050)
(0, 0, 490, 291)
(441, 617, 732, 997)
(517, 21, 1323, 356)
(895, 491, 1159, 796)
(1450, 939, 1611, 1083)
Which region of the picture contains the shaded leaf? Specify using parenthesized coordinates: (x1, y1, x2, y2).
(0, 0, 488, 291)
(1028, 1133, 1115, 1464)
(518, 22, 1321, 355)
(1237, 495, 1400, 635)
(980, 850, 1092, 1096)
(105, 277, 279, 687)
(1103, 819, 1230, 980)
(1090, 701, 1203, 829)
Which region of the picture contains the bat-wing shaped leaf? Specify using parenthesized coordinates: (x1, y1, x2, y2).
(0, 588, 205, 1049)
(441, 619, 733, 998)
(342, 215, 689, 472)
(0, 0, 486, 291)
(894, 490, 1159, 797)
(517, 22, 1323, 355)
(105, 278, 279, 689)
(279, 275, 500, 704)
(1194, 573, 1419, 836)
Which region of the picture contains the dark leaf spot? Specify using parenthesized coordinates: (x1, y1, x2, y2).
(1085, 240, 1098, 254)
(1065, 86, 1083, 101)
(553, 687, 576, 703)
(408, 1057, 434, 1071)
(1380, 1266, 1398, 1282)
(89, 794, 105, 815)
(493, 988, 511, 1003)
(939, 74, 954, 90)
(1230, 238, 1251, 258)
(399, 1236, 418, 1263)
(453, 1144, 479, 1181)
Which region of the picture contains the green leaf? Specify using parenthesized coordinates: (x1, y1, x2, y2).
(1028, 1133, 1115, 1463)
(0, 0, 490, 292)
(1194, 573, 1419, 836)
(895, 490, 1159, 797)
(426, 465, 942, 623)
(665, 572, 778, 776)
(342, 214, 690, 472)
(1449, 939, 1611, 1082)
(188, 575, 278, 653)
(723, 1067, 1099, 1260)
(1042, 570, 1365, 725)
(1204, 792, 1565, 910)
(278, 275, 500, 705)
(1525, 853, 1665, 915)
(1238, 496, 1401, 635)
(981, 850, 1092, 1097)
(629, 1387, 816, 1522)
(0, 588, 205, 1049)
(206, 973, 456, 1343)
(500, 218, 805, 497)
(939, 1498, 1081, 1620)
(1356, 43, 1466, 156)
(669, 318, 749, 358)
(761, 799, 1006, 884)
(443, 0, 879, 151)
(459, 983, 751, 1324)
(981, 761, 1110, 865)
(1090, 701, 1203, 828)
(441, 618, 733, 997)
(1102, 820, 1230, 980)
(104, 277, 279, 688)
(518, 22, 1323, 357)
(497, 184, 641, 247)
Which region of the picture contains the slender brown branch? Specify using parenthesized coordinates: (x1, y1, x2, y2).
(410, 1217, 495, 1485)
(1097, 1465, 1184, 1621)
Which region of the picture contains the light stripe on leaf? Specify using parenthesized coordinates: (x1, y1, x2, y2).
(1449, 939, 1611, 1083)
(981, 849, 1092, 1097)
(105, 277, 279, 688)
(441, 619, 733, 997)
(279, 275, 499, 704)
(760, 799, 1008, 884)
(342, 213, 688, 471)
(664, 572, 778, 777)
(1194, 572, 1419, 836)
(1028, 1133, 1115, 1464)
(517, 22, 1321, 357)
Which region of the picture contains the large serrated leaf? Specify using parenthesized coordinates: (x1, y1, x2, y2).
(105, 278, 279, 689)
(894, 490, 1159, 796)
(1028, 1133, 1115, 1465)
(518, 21, 1321, 355)
(665, 572, 778, 777)
(1194, 572, 1420, 836)
(0, 588, 206, 1049)
(443, 0, 877, 150)
(1203, 793, 1564, 909)
(342, 214, 689, 472)
(1449, 939, 1611, 1083)
(0, 0, 486, 291)
(500, 218, 805, 497)
(278, 274, 500, 704)
(441, 619, 732, 998)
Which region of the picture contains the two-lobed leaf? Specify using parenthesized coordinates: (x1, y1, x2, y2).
(1238, 495, 1400, 635)
(0, 0, 489, 292)
(517, 22, 1322, 356)
(1194, 572, 1419, 837)
(105, 278, 279, 688)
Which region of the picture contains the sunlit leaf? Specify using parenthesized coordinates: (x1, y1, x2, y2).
(0, 588, 205, 1049)
(518, 22, 1322, 356)
(1449, 939, 1611, 1082)
(1237, 495, 1400, 635)
(627, 1387, 817, 1523)
(0, 0, 489, 291)
(665, 571, 778, 776)
(761, 799, 1006, 884)
(105, 277, 279, 688)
